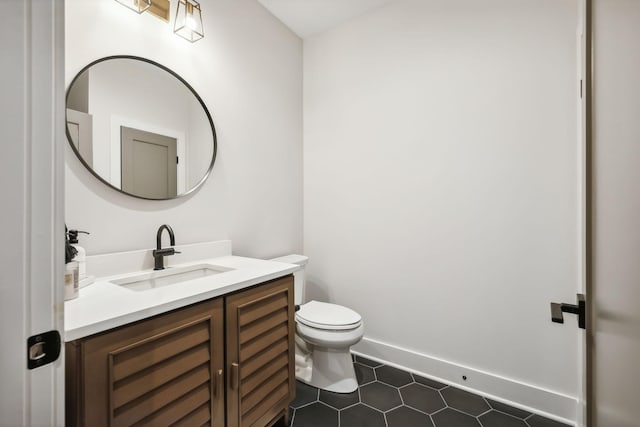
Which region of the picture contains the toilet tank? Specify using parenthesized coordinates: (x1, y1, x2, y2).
(269, 254, 308, 305)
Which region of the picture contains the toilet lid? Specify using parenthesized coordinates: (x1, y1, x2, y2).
(296, 300, 362, 330)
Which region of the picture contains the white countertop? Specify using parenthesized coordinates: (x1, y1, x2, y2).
(64, 242, 298, 341)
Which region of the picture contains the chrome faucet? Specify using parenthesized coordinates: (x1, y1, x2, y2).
(153, 224, 180, 270)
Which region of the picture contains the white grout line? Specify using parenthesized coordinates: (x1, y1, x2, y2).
(360, 401, 387, 414)
(430, 406, 448, 417)
(290, 388, 320, 412)
(383, 403, 404, 413)
(338, 401, 361, 412)
(291, 401, 316, 411)
(290, 408, 296, 426)
(397, 385, 406, 407)
(477, 408, 493, 418)
(448, 405, 483, 418)
(403, 403, 434, 417)
(317, 400, 336, 410)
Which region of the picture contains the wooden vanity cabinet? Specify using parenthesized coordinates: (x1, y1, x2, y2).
(66, 298, 225, 427)
(66, 275, 295, 427)
(225, 276, 296, 427)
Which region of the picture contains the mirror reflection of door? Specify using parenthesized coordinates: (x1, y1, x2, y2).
(66, 109, 93, 167)
(120, 126, 178, 199)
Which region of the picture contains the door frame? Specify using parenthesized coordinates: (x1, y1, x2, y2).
(583, 0, 593, 425)
(0, 0, 65, 425)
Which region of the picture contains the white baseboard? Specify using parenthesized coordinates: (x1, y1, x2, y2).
(353, 337, 578, 426)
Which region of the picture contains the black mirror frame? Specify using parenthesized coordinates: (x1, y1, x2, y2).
(65, 55, 217, 200)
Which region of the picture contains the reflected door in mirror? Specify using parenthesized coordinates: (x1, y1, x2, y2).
(121, 127, 178, 199)
(66, 109, 93, 167)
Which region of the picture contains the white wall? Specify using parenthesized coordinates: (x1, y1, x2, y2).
(304, 0, 580, 420)
(65, 0, 303, 257)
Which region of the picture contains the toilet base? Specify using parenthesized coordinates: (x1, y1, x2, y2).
(296, 346, 358, 393)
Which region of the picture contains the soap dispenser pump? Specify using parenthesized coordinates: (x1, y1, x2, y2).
(68, 229, 91, 286)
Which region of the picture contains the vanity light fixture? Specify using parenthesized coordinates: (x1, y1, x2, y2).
(174, 0, 204, 43)
(114, 0, 152, 14)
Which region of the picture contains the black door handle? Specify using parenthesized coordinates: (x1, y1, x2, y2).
(550, 294, 585, 329)
(27, 330, 61, 369)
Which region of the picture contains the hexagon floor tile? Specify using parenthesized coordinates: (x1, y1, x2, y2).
(432, 408, 482, 427)
(291, 402, 337, 427)
(288, 355, 571, 427)
(360, 381, 402, 411)
(340, 403, 386, 427)
(527, 414, 573, 427)
(387, 406, 434, 427)
(319, 388, 359, 410)
(440, 387, 490, 416)
(413, 373, 448, 390)
(486, 398, 532, 419)
(354, 362, 375, 385)
(375, 364, 413, 387)
(290, 381, 318, 409)
(400, 383, 446, 414)
(354, 354, 384, 368)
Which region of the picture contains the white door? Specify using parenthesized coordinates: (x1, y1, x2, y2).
(590, 0, 640, 425)
(0, 1, 65, 426)
(120, 126, 178, 199)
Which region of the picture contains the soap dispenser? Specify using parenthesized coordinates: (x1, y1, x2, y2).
(64, 226, 79, 301)
(68, 229, 92, 286)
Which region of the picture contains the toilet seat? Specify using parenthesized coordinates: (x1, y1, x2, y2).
(296, 300, 362, 330)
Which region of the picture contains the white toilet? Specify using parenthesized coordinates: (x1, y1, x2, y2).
(270, 255, 364, 393)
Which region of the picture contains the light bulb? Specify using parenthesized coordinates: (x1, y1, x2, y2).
(186, 12, 197, 31)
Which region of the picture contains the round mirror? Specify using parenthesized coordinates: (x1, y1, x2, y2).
(66, 56, 217, 200)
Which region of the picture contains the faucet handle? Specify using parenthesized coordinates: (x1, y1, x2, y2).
(153, 248, 178, 256)
(152, 247, 179, 270)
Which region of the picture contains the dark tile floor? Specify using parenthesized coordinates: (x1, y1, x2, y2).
(288, 355, 571, 427)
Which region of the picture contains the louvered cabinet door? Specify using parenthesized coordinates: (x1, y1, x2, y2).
(226, 276, 295, 427)
(66, 298, 225, 427)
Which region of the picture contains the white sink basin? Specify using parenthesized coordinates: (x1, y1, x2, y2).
(111, 264, 234, 291)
